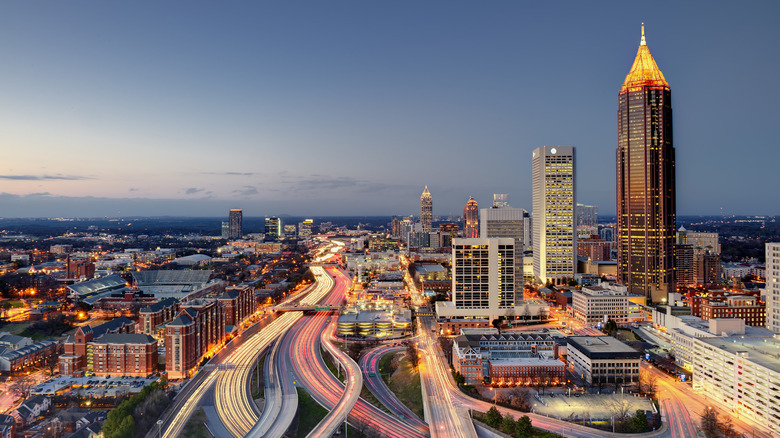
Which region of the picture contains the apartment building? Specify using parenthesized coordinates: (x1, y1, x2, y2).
(165, 299, 225, 379)
(89, 334, 158, 377)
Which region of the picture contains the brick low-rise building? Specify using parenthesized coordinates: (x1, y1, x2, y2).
(165, 299, 225, 379)
(217, 286, 254, 330)
(59, 317, 137, 377)
(699, 295, 765, 327)
(89, 334, 157, 377)
(139, 298, 179, 339)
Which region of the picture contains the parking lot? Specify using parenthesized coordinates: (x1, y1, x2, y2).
(32, 375, 159, 397)
(533, 393, 655, 421)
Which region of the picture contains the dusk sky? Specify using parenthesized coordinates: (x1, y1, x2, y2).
(1, 1, 778, 218)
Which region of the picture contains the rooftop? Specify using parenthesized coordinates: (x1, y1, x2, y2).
(567, 336, 641, 359)
(698, 336, 780, 374)
(621, 24, 669, 92)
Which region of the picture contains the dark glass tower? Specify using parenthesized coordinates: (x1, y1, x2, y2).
(228, 208, 242, 239)
(616, 25, 676, 303)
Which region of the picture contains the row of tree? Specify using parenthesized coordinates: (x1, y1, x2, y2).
(482, 407, 535, 437)
(102, 379, 171, 438)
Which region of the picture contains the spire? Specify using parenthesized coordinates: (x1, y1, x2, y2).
(422, 186, 430, 195)
(621, 23, 668, 92)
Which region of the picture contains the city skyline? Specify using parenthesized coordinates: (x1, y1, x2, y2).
(2, 2, 779, 217)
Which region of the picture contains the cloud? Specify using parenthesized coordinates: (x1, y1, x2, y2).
(184, 187, 205, 195)
(279, 174, 411, 194)
(129, 188, 139, 192)
(233, 185, 258, 196)
(201, 171, 258, 176)
(0, 174, 90, 181)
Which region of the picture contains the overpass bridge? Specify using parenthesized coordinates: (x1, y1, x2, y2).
(274, 304, 339, 313)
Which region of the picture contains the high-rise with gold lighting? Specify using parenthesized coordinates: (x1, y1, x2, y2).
(420, 186, 433, 232)
(463, 197, 479, 238)
(617, 24, 676, 302)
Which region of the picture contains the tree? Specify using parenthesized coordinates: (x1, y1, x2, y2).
(604, 319, 618, 336)
(515, 415, 533, 437)
(44, 347, 60, 377)
(485, 406, 502, 428)
(508, 387, 532, 412)
(700, 407, 721, 438)
(405, 342, 419, 368)
(639, 369, 657, 398)
(605, 395, 633, 432)
(10, 375, 35, 399)
(629, 410, 649, 432)
(501, 412, 516, 435)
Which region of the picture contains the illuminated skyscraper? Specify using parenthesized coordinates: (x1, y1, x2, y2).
(462, 197, 479, 238)
(265, 217, 281, 241)
(420, 186, 433, 232)
(298, 219, 314, 239)
(532, 146, 576, 285)
(616, 24, 676, 302)
(228, 209, 242, 239)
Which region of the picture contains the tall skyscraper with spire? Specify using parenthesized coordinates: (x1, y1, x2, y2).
(463, 197, 479, 238)
(617, 24, 676, 302)
(420, 186, 433, 232)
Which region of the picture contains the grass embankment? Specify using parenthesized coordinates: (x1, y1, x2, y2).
(296, 387, 328, 437)
(251, 353, 266, 399)
(0, 322, 31, 336)
(385, 353, 424, 419)
(181, 407, 210, 438)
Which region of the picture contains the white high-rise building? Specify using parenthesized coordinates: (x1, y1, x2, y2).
(766, 243, 780, 334)
(532, 146, 576, 285)
(435, 238, 547, 321)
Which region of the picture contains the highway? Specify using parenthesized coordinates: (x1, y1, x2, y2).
(306, 318, 363, 437)
(158, 265, 333, 438)
(417, 315, 479, 438)
(360, 344, 429, 434)
(289, 266, 428, 438)
(215, 266, 335, 437)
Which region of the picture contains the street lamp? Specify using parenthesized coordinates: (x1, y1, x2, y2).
(157, 419, 163, 438)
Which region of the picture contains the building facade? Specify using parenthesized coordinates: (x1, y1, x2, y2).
(616, 25, 676, 303)
(89, 334, 158, 377)
(767, 243, 780, 334)
(436, 238, 548, 323)
(265, 217, 281, 241)
(420, 186, 433, 232)
(463, 197, 479, 238)
(228, 208, 242, 240)
(571, 285, 630, 324)
(480, 205, 525, 295)
(532, 145, 576, 285)
(165, 299, 225, 379)
(567, 336, 641, 386)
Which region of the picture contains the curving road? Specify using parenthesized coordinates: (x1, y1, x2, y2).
(289, 266, 428, 438)
(360, 344, 429, 434)
(215, 266, 335, 437)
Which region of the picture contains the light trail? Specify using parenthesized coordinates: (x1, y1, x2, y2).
(290, 267, 427, 438)
(215, 266, 334, 437)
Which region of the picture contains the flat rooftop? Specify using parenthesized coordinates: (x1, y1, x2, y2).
(698, 336, 780, 374)
(567, 336, 641, 359)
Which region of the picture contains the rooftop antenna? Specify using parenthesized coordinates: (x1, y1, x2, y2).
(640, 22, 646, 46)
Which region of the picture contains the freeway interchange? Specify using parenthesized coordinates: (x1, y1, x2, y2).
(155, 243, 732, 438)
